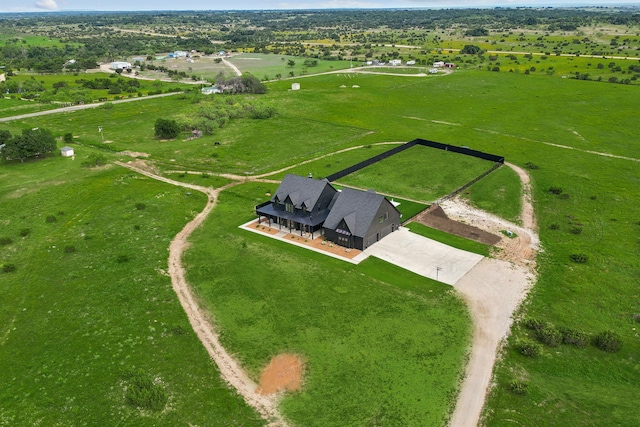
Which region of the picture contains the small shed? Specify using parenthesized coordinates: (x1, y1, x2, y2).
(61, 146, 74, 157)
(291, 83, 300, 91)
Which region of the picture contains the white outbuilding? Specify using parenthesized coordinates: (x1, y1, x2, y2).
(110, 61, 132, 70)
(291, 83, 300, 91)
(61, 146, 74, 157)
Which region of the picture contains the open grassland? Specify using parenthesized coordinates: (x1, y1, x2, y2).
(336, 144, 497, 202)
(138, 56, 232, 80)
(459, 164, 522, 224)
(0, 155, 263, 426)
(2, 67, 639, 425)
(228, 53, 352, 78)
(184, 182, 470, 427)
(0, 97, 60, 118)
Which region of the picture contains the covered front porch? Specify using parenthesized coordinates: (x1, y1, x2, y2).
(255, 202, 327, 239)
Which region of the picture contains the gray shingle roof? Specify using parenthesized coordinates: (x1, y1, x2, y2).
(272, 174, 334, 210)
(323, 188, 386, 238)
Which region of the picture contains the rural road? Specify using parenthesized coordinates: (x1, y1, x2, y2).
(0, 92, 182, 123)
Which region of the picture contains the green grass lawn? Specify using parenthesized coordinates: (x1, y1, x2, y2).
(336, 144, 497, 202)
(405, 223, 492, 257)
(459, 164, 522, 223)
(0, 154, 264, 426)
(184, 182, 470, 427)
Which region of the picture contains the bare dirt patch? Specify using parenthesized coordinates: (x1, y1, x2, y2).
(118, 150, 150, 158)
(256, 354, 304, 395)
(415, 204, 502, 246)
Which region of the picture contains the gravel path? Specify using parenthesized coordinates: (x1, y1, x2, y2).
(447, 162, 538, 427)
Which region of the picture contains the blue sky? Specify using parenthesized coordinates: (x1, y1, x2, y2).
(1, 0, 638, 13)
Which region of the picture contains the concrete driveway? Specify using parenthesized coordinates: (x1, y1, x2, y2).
(355, 227, 484, 285)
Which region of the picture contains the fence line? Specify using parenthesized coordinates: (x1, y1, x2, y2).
(325, 138, 504, 183)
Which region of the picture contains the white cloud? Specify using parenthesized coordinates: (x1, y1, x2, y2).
(35, 0, 59, 10)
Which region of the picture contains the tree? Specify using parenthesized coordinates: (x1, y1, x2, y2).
(2, 128, 56, 162)
(287, 60, 295, 67)
(154, 118, 181, 139)
(461, 45, 483, 55)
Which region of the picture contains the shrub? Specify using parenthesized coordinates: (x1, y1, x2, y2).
(548, 186, 563, 195)
(135, 203, 146, 210)
(524, 162, 539, 170)
(508, 380, 528, 395)
(63, 133, 73, 144)
(20, 228, 31, 237)
(154, 118, 181, 139)
(593, 330, 622, 353)
(46, 215, 57, 223)
(124, 370, 168, 411)
(570, 253, 589, 264)
(117, 255, 129, 263)
(523, 318, 546, 332)
(82, 154, 107, 168)
(517, 339, 541, 357)
(0, 237, 13, 245)
(569, 226, 582, 235)
(64, 245, 76, 253)
(134, 225, 141, 230)
(560, 327, 589, 347)
(536, 325, 562, 347)
(549, 223, 560, 230)
(2, 263, 17, 273)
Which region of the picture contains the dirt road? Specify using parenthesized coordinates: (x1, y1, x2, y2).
(114, 161, 288, 427)
(447, 162, 538, 427)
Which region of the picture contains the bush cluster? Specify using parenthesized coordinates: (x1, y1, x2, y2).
(516, 339, 541, 357)
(123, 370, 168, 411)
(570, 253, 589, 264)
(508, 380, 529, 395)
(593, 330, 623, 353)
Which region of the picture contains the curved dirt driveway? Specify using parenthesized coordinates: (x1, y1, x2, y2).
(447, 162, 538, 427)
(115, 161, 288, 427)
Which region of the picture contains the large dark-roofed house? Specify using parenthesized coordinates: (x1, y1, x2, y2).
(255, 174, 337, 239)
(323, 188, 401, 250)
(255, 174, 401, 250)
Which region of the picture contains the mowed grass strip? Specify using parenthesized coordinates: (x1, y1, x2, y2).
(0, 156, 264, 426)
(405, 222, 492, 257)
(184, 182, 470, 427)
(336, 144, 497, 202)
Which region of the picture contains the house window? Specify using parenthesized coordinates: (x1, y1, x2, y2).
(285, 203, 294, 213)
(379, 212, 389, 223)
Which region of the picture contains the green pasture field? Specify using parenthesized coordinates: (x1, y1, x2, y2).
(2, 68, 640, 426)
(5, 72, 192, 103)
(228, 53, 352, 78)
(0, 97, 60, 118)
(459, 164, 522, 224)
(405, 223, 492, 257)
(0, 154, 263, 425)
(184, 182, 470, 426)
(336, 145, 497, 202)
(138, 56, 233, 81)
(0, 34, 73, 48)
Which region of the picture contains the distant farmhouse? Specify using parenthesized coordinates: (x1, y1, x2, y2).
(256, 174, 401, 250)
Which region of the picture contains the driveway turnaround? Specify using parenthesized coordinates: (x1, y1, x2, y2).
(356, 227, 484, 285)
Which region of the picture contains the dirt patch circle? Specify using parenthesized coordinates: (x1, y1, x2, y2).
(256, 354, 304, 395)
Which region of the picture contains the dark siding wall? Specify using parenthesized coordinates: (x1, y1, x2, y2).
(363, 200, 401, 249)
